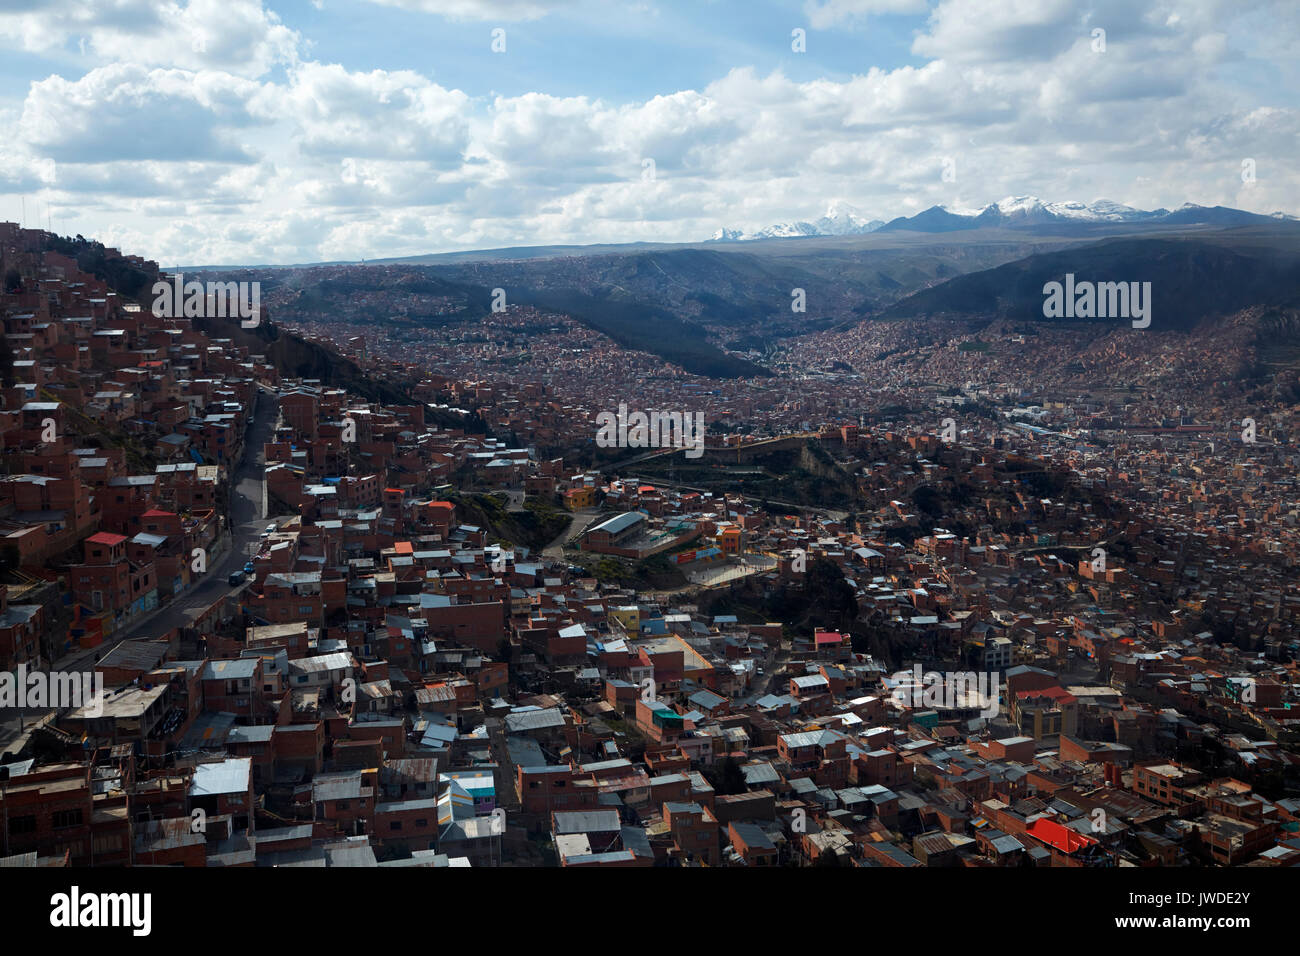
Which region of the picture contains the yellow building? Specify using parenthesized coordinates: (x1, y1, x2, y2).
(564, 486, 596, 510)
(610, 605, 640, 632)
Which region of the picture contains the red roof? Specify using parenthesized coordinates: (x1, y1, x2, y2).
(87, 532, 127, 546)
(1026, 818, 1098, 854)
(1014, 685, 1078, 704)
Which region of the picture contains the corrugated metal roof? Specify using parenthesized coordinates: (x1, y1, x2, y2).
(190, 758, 251, 796)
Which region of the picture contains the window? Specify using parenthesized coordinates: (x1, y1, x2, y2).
(8, 815, 37, 835)
(53, 809, 83, 829)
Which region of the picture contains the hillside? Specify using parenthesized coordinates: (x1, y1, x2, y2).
(880, 232, 1300, 329)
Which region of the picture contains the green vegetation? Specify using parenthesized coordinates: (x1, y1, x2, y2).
(588, 552, 688, 590)
(629, 439, 858, 510)
(701, 755, 747, 795)
(44, 234, 154, 299)
(450, 493, 570, 553)
(704, 557, 857, 637)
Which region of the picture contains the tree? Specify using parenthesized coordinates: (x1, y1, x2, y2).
(912, 484, 942, 517)
(496, 637, 514, 664)
(805, 557, 858, 630)
(708, 755, 747, 795)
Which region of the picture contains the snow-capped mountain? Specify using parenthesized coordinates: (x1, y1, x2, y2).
(882, 196, 1292, 232)
(975, 196, 1152, 222)
(709, 196, 1297, 241)
(902, 195, 1162, 229)
(709, 201, 884, 241)
(813, 201, 886, 235)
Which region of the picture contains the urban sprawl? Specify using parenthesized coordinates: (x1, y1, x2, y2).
(1, 222, 1298, 870)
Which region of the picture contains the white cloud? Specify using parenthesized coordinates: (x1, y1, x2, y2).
(19, 65, 266, 165)
(2, 0, 1297, 263)
(264, 63, 471, 163)
(0, 0, 298, 78)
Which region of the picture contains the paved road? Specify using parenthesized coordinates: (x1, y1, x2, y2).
(109, 386, 281, 639)
(542, 508, 599, 560)
(0, 388, 279, 753)
(685, 553, 778, 589)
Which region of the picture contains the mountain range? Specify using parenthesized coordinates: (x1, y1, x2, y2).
(710, 201, 885, 241)
(709, 197, 1298, 241)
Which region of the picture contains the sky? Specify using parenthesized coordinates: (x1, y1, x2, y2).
(0, 0, 1296, 264)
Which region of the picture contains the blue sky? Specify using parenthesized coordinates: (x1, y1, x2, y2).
(289, 1, 928, 100)
(0, 0, 1296, 263)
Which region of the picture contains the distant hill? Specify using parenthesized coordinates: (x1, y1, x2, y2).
(228, 217, 1300, 379)
(509, 285, 772, 379)
(879, 231, 1300, 329)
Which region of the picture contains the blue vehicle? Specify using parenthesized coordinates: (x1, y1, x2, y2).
(243, 561, 256, 574)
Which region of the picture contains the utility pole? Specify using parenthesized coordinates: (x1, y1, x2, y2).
(1, 766, 9, 857)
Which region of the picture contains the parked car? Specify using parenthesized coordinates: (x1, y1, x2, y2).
(228, 570, 245, 586)
(243, 561, 255, 574)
